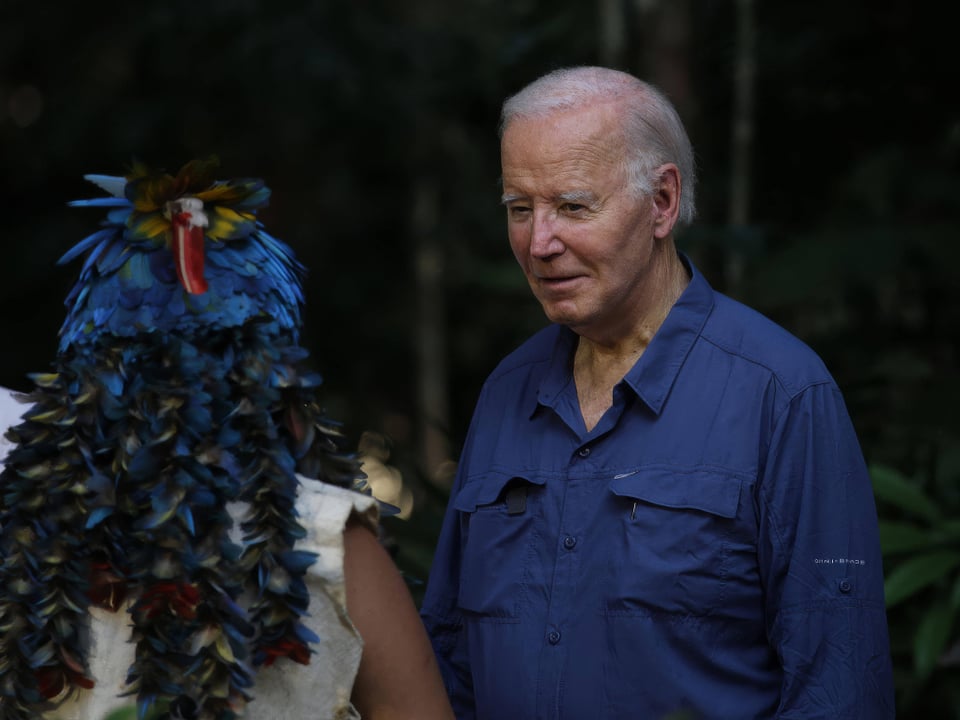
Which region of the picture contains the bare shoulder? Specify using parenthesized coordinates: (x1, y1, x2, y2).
(343, 522, 455, 720)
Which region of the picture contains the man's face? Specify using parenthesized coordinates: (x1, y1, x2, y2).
(500, 102, 662, 343)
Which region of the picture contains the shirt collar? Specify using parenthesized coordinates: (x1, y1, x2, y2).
(534, 252, 715, 418)
(623, 253, 715, 414)
(535, 324, 578, 418)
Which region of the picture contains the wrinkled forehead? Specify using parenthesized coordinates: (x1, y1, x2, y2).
(500, 101, 629, 175)
(502, 100, 628, 152)
(500, 108, 631, 198)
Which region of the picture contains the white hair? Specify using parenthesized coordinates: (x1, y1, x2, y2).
(499, 66, 697, 227)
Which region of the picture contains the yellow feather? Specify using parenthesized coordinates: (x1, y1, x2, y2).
(207, 206, 255, 240)
(128, 213, 170, 242)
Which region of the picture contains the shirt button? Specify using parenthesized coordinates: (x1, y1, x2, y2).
(547, 630, 561, 645)
(563, 535, 577, 550)
(578, 447, 591, 458)
(839, 579, 852, 594)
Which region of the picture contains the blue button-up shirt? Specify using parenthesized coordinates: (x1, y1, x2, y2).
(421, 257, 894, 719)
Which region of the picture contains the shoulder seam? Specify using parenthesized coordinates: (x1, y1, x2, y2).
(698, 332, 833, 401)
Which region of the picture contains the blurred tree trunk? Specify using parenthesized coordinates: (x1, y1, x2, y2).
(598, 0, 628, 68)
(412, 175, 451, 488)
(403, 0, 454, 489)
(632, 0, 694, 121)
(727, 0, 757, 294)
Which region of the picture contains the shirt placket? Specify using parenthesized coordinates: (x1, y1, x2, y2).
(537, 440, 593, 720)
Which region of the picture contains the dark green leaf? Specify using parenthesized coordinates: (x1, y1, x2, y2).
(885, 551, 960, 607)
(879, 521, 937, 554)
(914, 601, 955, 679)
(101, 708, 137, 720)
(870, 464, 941, 523)
(879, 520, 960, 555)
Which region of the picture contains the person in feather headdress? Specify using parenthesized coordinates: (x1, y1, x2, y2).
(0, 158, 452, 720)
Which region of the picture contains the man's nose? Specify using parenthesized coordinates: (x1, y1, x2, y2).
(530, 209, 563, 258)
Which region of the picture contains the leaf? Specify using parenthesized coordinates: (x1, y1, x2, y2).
(880, 520, 960, 557)
(870, 464, 941, 523)
(885, 551, 960, 607)
(879, 521, 936, 554)
(101, 707, 138, 720)
(914, 601, 955, 679)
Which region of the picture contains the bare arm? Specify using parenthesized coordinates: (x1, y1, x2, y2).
(344, 521, 455, 720)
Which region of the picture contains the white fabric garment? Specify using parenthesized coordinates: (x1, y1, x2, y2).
(0, 386, 378, 720)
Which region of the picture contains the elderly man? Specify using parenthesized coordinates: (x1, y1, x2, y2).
(421, 66, 894, 720)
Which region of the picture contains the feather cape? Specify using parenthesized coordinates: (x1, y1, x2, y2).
(0, 158, 362, 720)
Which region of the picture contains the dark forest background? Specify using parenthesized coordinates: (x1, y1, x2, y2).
(2, 1, 958, 716)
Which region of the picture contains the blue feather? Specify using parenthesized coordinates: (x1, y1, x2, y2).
(67, 197, 130, 208)
(83, 173, 128, 198)
(85, 506, 114, 529)
(294, 624, 320, 644)
(279, 550, 319, 573)
(57, 228, 117, 265)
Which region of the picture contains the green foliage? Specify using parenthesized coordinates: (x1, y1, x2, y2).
(101, 704, 167, 720)
(101, 710, 137, 720)
(871, 458, 960, 716)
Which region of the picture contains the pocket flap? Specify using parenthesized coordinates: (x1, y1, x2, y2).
(453, 471, 543, 512)
(610, 469, 742, 519)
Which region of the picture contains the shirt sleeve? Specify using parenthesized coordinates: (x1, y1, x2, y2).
(420, 405, 482, 719)
(757, 381, 895, 719)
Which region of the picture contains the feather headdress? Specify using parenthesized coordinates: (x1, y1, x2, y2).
(0, 158, 362, 720)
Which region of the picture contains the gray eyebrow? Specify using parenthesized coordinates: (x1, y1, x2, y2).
(556, 190, 597, 205)
(501, 190, 597, 206)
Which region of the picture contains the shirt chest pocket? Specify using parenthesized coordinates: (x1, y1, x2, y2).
(454, 472, 544, 622)
(603, 469, 744, 617)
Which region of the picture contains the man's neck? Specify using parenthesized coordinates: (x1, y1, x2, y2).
(573, 249, 689, 431)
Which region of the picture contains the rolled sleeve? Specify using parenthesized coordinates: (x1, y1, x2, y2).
(758, 382, 895, 718)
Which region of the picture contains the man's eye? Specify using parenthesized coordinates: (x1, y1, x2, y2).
(508, 206, 531, 218)
(562, 203, 587, 213)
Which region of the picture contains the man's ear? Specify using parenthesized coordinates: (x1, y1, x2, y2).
(652, 163, 681, 239)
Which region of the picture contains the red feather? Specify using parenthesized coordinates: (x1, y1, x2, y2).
(170, 201, 209, 295)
